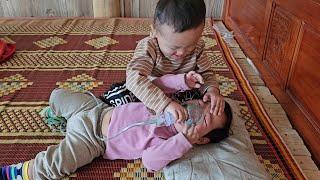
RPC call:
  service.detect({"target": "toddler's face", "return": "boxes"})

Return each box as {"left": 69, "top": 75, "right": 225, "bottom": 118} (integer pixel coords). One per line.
{"left": 154, "top": 24, "right": 204, "bottom": 61}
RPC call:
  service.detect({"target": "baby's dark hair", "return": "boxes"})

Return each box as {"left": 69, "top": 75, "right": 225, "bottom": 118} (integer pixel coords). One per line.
{"left": 204, "top": 101, "right": 232, "bottom": 143}
{"left": 154, "top": 0, "right": 206, "bottom": 33}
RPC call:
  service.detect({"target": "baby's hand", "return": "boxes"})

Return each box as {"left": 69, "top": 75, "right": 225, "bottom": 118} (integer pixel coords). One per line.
{"left": 185, "top": 71, "right": 204, "bottom": 89}
{"left": 181, "top": 124, "right": 199, "bottom": 144}
{"left": 203, "top": 87, "right": 225, "bottom": 116}
{"left": 164, "top": 101, "right": 188, "bottom": 122}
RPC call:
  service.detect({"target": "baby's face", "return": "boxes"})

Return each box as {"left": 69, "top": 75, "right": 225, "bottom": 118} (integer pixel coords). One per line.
{"left": 174, "top": 100, "right": 226, "bottom": 137}
{"left": 155, "top": 24, "right": 204, "bottom": 61}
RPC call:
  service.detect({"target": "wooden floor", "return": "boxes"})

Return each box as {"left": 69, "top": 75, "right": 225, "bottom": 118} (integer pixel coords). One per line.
{"left": 214, "top": 21, "right": 320, "bottom": 180}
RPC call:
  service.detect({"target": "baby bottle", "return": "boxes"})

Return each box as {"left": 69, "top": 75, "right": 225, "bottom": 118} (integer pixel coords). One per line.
{"left": 151, "top": 111, "right": 176, "bottom": 127}
{"left": 151, "top": 102, "right": 204, "bottom": 127}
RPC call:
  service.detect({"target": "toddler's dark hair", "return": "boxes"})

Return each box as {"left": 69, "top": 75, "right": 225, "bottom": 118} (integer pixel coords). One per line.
{"left": 204, "top": 101, "right": 232, "bottom": 143}
{"left": 154, "top": 0, "right": 206, "bottom": 33}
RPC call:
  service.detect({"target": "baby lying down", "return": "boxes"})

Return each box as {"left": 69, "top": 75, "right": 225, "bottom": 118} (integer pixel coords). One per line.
{"left": 0, "top": 72, "right": 232, "bottom": 180}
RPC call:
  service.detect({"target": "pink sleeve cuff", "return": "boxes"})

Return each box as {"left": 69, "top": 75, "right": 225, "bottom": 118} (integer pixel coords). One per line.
{"left": 152, "top": 74, "right": 191, "bottom": 94}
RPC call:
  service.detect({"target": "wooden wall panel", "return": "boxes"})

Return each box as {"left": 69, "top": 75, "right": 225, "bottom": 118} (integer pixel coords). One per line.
{"left": 206, "top": 0, "right": 224, "bottom": 18}
{"left": 0, "top": 0, "right": 225, "bottom": 18}
{"left": 125, "top": 0, "right": 225, "bottom": 18}
{"left": 287, "top": 24, "right": 320, "bottom": 129}
{"left": 66, "top": 0, "right": 93, "bottom": 17}
{"left": 123, "top": 0, "right": 132, "bottom": 17}
{"left": 224, "top": 0, "right": 268, "bottom": 60}
{"left": 31, "top": 0, "right": 69, "bottom": 17}
{"left": 0, "top": 0, "right": 93, "bottom": 17}
{"left": 0, "top": 0, "right": 33, "bottom": 17}
{"left": 224, "top": 0, "right": 320, "bottom": 164}
{"left": 0, "top": 3, "right": 3, "bottom": 17}
{"left": 263, "top": 5, "right": 300, "bottom": 88}
{"left": 139, "top": 0, "right": 158, "bottom": 18}
{"left": 93, "top": 0, "right": 120, "bottom": 17}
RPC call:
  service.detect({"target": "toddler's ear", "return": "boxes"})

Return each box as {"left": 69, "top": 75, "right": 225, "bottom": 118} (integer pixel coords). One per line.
{"left": 150, "top": 24, "right": 156, "bottom": 38}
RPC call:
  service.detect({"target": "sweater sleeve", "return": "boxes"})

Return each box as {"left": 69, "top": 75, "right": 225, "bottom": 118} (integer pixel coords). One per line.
{"left": 142, "top": 133, "right": 193, "bottom": 171}
{"left": 126, "top": 38, "right": 172, "bottom": 114}
{"left": 151, "top": 74, "right": 191, "bottom": 94}
{"left": 196, "top": 40, "right": 219, "bottom": 94}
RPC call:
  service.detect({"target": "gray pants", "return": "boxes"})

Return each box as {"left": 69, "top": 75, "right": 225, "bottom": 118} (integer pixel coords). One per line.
{"left": 32, "top": 88, "right": 113, "bottom": 180}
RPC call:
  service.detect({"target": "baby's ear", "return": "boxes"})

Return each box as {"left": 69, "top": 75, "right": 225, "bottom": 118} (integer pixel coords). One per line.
{"left": 195, "top": 137, "right": 210, "bottom": 145}
{"left": 150, "top": 24, "right": 156, "bottom": 38}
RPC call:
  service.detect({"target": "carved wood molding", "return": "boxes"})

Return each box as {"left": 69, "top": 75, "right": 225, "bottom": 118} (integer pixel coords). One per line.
{"left": 263, "top": 5, "right": 300, "bottom": 88}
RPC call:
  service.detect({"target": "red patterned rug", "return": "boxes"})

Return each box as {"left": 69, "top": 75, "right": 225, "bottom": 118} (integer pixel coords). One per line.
{"left": 0, "top": 18, "right": 304, "bottom": 179}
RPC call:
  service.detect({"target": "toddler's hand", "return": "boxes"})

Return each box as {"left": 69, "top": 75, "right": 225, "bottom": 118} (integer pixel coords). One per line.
{"left": 181, "top": 124, "right": 199, "bottom": 144}
{"left": 203, "top": 87, "right": 225, "bottom": 116}
{"left": 185, "top": 71, "right": 204, "bottom": 89}
{"left": 164, "top": 101, "right": 188, "bottom": 123}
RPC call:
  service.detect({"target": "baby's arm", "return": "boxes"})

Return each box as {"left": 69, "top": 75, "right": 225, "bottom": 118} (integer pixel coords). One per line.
{"left": 152, "top": 72, "right": 204, "bottom": 122}
{"left": 126, "top": 39, "right": 171, "bottom": 114}
{"left": 152, "top": 72, "right": 203, "bottom": 94}
{"left": 195, "top": 41, "right": 219, "bottom": 94}
{"left": 151, "top": 74, "right": 190, "bottom": 94}
{"left": 196, "top": 40, "right": 225, "bottom": 115}
{"left": 142, "top": 133, "right": 192, "bottom": 171}
{"left": 142, "top": 121, "right": 200, "bottom": 171}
